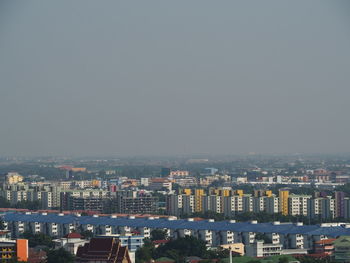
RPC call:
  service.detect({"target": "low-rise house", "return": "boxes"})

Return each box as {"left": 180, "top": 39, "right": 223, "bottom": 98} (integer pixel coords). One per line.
{"left": 219, "top": 243, "right": 245, "bottom": 256}
{"left": 314, "top": 238, "right": 336, "bottom": 255}
{"left": 246, "top": 240, "right": 283, "bottom": 257}
{"left": 53, "top": 232, "right": 88, "bottom": 255}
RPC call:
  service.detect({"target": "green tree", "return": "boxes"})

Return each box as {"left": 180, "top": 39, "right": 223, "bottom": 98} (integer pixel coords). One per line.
{"left": 205, "top": 248, "right": 230, "bottom": 259}
{"left": 298, "top": 255, "right": 331, "bottom": 263}
{"left": 189, "top": 211, "right": 226, "bottom": 221}
{"left": 172, "top": 184, "right": 181, "bottom": 192}
{"left": 21, "top": 232, "right": 54, "bottom": 248}
{"left": 0, "top": 220, "right": 5, "bottom": 230}
{"left": 47, "top": 248, "right": 74, "bottom": 263}
{"left": 80, "top": 230, "right": 93, "bottom": 239}
{"left": 255, "top": 233, "right": 272, "bottom": 243}
{"left": 156, "top": 236, "right": 207, "bottom": 258}
{"left": 165, "top": 249, "right": 183, "bottom": 263}
{"left": 14, "top": 200, "right": 42, "bottom": 210}
{"left": 136, "top": 239, "right": 155, "bottom": 263}
{"left": 150, "top": 229, "right": 167, "bottom": 241}
{"left": 0, "top": 197, "right": 10, "bottom": 208}
{"left": 278, "top": 257, "right": 289, "bottom": 263}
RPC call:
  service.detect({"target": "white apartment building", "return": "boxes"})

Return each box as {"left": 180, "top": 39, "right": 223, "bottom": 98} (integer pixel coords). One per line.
{"left": 3, "top": 212, "right": 346, "bottom": 250}
{"left": 288, "top": 195, "right": 311, "bottom": 216}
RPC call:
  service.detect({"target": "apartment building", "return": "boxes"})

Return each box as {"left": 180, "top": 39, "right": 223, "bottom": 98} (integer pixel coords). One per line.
{"left": 3, "top": 212, "right": 349, "bottom": 250}
{"left": 308, "top": 197, "right": 335, "bottom": 220}
{"left": 279, "top": 190, "right": 289, "bottom": 216}
{"left": 288, "top": 195, "right": 311, "bottom": 216}
{"left": 0, "top": 185, "right": 61, "bottom": 209}
{"left": 115, "top": 191, "right": 158, "bottom": 214}
{"left": 148, "top": 178, "right": 172, "bottom": 191}
{"left": 246, "top": 241, "right": 283, "bottom": 257}
{"left": 0, "top": 238, "right": 28, "bottom": 262}
{"left": 166, "top": 188, "right": 344, "bottom": 220}
{"left": 60, "top": 190, "right": 109, "bottom": 211}
{"left": 169, "top": 170, "right": 190, "bottom": 177}
{"left": 202, "top": 195, "right": 223, "bottom": 214}
{"left": 67, "top": 196, "right": 106, "bottom": 212}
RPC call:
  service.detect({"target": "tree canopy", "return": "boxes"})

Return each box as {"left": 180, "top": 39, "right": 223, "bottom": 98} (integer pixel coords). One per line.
{"left": 150, "top": 229, "right": 168, "bottom": 241}
{"left": 47, "top": 247, "right": 74, "bottom": 263}
{"left": 137, "top": 236, "right": 215, "bottom": 263}
{"left": 21, "top": 232, "right": 54, "bottom": 248}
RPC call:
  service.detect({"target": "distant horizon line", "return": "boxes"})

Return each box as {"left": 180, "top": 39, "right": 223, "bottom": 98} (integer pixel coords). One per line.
{"left": 1, "top": 152, "right": 350, "bottom": 160}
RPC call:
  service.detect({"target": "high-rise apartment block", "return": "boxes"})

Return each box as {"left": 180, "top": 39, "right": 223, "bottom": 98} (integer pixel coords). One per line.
{"left": 166, "top": 188, "right": 345, "bottom": 220}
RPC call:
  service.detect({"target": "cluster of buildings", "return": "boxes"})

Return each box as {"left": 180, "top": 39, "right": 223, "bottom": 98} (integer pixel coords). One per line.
{"left": 3, "top": 164, "right": 350, "bottom": 262}
{"left": 1, "top": 182, "right": 62, "bottom": 209}
{"left": 0, "top": 230, "right": 133, "bottom": 263}
{"left": 3, "top": 211, "right": 350, "bottom": 261}
{"left": 3, "top": 211, "right": 350, "bottom": 260}
{"left": 144, "top": 168, "right": 228, "bottom": 189}
{"left": 0, "top": 233, "right": 28, "bottom": 262}
{"left": 0, "top": 230, "right": 49, "bottom": 262}
{"left": 4, "top": 170, "right": 350, "bottom": 223}
{"left": 61, "top": 190, "right": 158, "bottom": 214}
{"left": 167, "top": 188, "right": 350, "bottom": 221}
{"left": 53, "top": 232, "right": 138, "bottom": 262}
{"left": 237, "top": 167, "right": 350, "bottom": 185}
{"left": 75, "top": 237, "right": 132, "bottom": 263}
{"left": 1, "top": 173, "right": 159, "bottom": 214}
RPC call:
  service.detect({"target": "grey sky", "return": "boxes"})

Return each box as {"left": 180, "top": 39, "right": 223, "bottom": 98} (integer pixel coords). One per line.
{"left": 0, "top": 1, "right": 350, "bottom": 157}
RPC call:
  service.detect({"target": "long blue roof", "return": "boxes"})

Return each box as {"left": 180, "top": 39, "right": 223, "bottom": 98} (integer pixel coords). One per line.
{"left": 2, "top": 212, "right": 350, "bottom": 237}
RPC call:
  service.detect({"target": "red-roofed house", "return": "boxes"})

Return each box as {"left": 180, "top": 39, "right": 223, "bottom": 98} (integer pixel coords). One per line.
{"left": 53, "top": 232, "right": 88, "bottom": 255}
{"left": 65, "top": 232, "right": 82, "bottom": 239}
{"left": 314, "top": 238, "right": 336, "bottom": 255}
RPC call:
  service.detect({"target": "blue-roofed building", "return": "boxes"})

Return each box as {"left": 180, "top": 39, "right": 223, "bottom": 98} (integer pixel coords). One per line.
{"left": 3, "top": 212, "right": 350, "bottom": 249}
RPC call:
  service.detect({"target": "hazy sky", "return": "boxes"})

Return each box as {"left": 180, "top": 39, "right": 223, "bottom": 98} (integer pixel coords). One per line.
{"left": 1, "top": 1, "right": 350, "bottom": 157}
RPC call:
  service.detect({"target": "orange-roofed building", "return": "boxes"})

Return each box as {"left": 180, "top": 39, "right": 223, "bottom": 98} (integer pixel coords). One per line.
{"left": 314, "top": 238, "right": 336, "bottom": 255}
{"left": 92, "top": 179, "right": 102, "bottom": 188}
{"left": 71, "top": 167, "right": 87, "bottom": 172}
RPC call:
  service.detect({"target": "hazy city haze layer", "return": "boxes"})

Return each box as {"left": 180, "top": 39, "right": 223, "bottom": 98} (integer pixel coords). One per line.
{"left": 0, "top": 1, "right": 350, "bottom": 156}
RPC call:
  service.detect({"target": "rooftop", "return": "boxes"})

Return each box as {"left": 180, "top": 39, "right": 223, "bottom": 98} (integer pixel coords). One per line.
{"left": 65, "top": 232, "right": 82, "bottom": 239}
{"left": 3, "top": 212, "right": 350, "bottom": 237}
{"left": 314, "top": 238, "right": 336, "bottom": 245}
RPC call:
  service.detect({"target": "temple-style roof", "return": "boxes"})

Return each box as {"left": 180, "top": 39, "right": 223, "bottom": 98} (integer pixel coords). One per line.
{"left": 75, "top": 237, "right": 131, "bottom": 263}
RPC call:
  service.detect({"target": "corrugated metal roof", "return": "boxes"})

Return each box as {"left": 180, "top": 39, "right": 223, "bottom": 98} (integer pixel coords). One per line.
{"left": 3, "top": 212, "right": 350, "bottom": 237}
